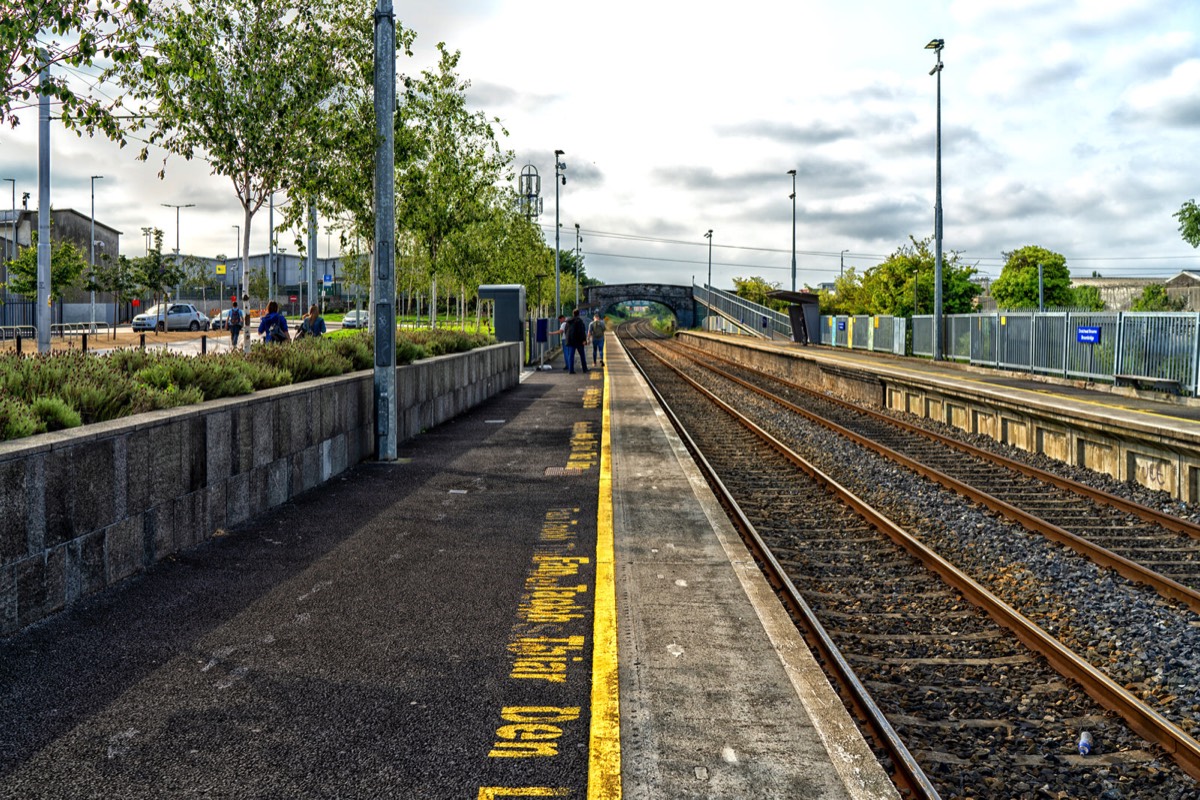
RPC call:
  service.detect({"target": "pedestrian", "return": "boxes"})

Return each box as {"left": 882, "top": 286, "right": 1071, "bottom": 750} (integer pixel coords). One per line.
{"left": 565, "top": 309, "right": 589, "bottom": 374}
{"left": 257, "top": 300, "right": 291, "bottom": 344}
{"left": 296, "top": 304, "right": 326, "bottom": 339}
{"left": 228, "top": 300, "right": 243, "bottom": 348}
{"left": 552, "top": 314, "right": 569, "bottom": 371}
{"left": 588, "top": 313, "right": 607, "bottom": 366}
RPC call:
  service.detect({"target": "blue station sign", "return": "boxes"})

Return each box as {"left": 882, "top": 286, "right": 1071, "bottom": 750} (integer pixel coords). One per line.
{"left": 1076, "top": 325, "right": 1101, "bottom": 344}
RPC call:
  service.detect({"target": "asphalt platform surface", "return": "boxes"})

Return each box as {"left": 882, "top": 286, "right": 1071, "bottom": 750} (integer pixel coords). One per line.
{"left": 0, "top": 366, "right": 605, "bottom": 798}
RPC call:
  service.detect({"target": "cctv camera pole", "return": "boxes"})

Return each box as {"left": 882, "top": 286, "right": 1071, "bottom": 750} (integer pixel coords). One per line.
{"left": 36, "top": 49, "right": 51, "bottom": 354}
{"left": 373, "top": 0, "right": 397, "bottom": 460}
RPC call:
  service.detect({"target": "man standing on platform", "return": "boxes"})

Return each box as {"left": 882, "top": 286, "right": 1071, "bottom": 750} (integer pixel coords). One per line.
{"left": 589, "top": 312, "right": 607, "bottom": 366}
{"left": 565, "top": 309, "right": 589, "bottom": 374}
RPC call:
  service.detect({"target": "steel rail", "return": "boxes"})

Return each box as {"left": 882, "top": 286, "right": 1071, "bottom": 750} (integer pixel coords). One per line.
{"left": 672, "top": 342, "right": 1200, "bottom": 616}
{"left": 625, "top": 325, "right": 1200, "bottom": 784}
{"left": 618, "top": 324, "right": 938, "bottom": 799}
{"left": 677, "top": 339, "right": 1200, "bottom": 539}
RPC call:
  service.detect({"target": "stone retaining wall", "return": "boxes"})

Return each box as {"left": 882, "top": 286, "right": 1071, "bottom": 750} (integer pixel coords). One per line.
{"left": 0, "top": 343, "right": 520, "bottom": 634}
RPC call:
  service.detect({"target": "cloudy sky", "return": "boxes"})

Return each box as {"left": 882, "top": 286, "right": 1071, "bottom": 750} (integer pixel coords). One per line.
{"left": 2, "top": 0, "right": 1199, "bottom": 291}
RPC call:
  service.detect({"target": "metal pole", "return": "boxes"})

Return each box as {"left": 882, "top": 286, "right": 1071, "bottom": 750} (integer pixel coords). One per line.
{"left": 37, "top": 50, "right": 51, "bottom": 354}
{"left": 705, "top": 229, "right": 713, "bottom": 330}
{"left": 90, "top": 175, "right": 102, "bottom": 331}
{"left": 2, "top": 178, "right": 13, "bottom": 266}
{"left": 574, "top": 223, "right": 580, "bottom": 310}
{"left": 927, "top": 38, "right": 945, "bottom": 361}
{"left": 268, "top": 193, "right": 274, "bottom": 304}
{"left": 841, "top": 249, "right": 848, "bottom": 277}
{"left": 788, "top": 169, "right": 797, "bottom": 292}
{"left": 554, "top": 150, "right": 564, "bottom": 318}
{"left": 1038, "top": 262, "right": 1044, "bottom": 312}
{"left": 308, "top": 201, "right": 317, "bottom": 312}
{"left": 373, "top": 0, "right": 398, "bottom": 460}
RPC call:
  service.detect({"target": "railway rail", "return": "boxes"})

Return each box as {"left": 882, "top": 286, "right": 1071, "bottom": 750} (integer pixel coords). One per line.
{"left": 617, "top": 318, "right": 1200, "bottom": 799}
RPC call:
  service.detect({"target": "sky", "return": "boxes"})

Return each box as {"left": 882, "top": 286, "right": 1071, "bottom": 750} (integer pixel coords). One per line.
{"left": 2, "top": 0, "right": 1199, "bottom": 292}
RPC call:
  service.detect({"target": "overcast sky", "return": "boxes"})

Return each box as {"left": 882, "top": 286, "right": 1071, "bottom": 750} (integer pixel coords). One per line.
{"left": 2, "top": 0, "right": 1199, "bottom": 291}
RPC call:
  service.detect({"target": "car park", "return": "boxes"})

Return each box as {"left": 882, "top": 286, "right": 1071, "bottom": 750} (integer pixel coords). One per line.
{"left": 341, "top": 310, "right": 368, "bottom": 329}
{"left": 131, "top": 303, "right": 211, "bottom": 332}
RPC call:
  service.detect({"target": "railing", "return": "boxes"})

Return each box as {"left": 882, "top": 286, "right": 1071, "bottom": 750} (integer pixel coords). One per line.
{"left": 53, "top": 322, "right": 111, "bottom": 337}
{"left": 0, "top": 325, "right": 35, "bottom": 341}
{"left": 693, "top": 285, "right": 791, "bottom": 339}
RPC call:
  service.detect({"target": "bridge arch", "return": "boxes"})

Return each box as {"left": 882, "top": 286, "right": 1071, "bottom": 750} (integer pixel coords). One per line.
{"left": 583, "top": 284, "right": 696, "bottom": 328}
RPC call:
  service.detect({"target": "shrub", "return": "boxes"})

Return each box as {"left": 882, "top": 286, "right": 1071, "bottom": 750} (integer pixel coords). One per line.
{"left": 31, "top": 396, "right": 82, "bottom": 431}
{"left": 0, "top": 395, "right": 41, "bottom": 439}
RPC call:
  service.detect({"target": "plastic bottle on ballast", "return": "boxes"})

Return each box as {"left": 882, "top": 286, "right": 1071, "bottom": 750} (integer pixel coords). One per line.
{"left": 1078, "top": 731, "right": 1094, "bottom": 756}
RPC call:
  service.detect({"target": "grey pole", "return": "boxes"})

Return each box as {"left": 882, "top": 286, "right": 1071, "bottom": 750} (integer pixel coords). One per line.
{"left": 704, "top": 229, "right": 713, "bottom": 330}
{"left": 926, "top": 38, "right": 945, "bottom": 360}
{"left": 373, "top": 0, "right": 398, "bottom": 460}
{"left": 308, "top": 201, "right": 317, "bottom": 312}
{"left": 554, "top": 150, "right": 565, "bottom": 318}
{"left": 37, "top": 50, "right": 51, "bottom": 354}
{"left": 840, "top": 248, "right": 848, "bottom": 277}
{"left": 1038, "top": 263, "right": 1044, "bottom": 312}
{"left": 268, "top": 193, "right": 274, "bottom": 304}
{"left": 161, "top": 202, "right": 194, "bottom": 306}
{"left": 788, "top": 169, "right": 797, "bottom": 292}
{"left": 90, "top": 175, "right": 103, "bottom": 331}
{"left": 2, "top": 178, "right": 13, "bottom": 266}
{"left": 574, "top": 223, "right": 580, "bottom": 310}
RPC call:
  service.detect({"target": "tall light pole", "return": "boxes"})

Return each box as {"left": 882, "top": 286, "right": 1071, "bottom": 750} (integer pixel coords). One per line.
{"left": 90, "top": 175, "right": 103, "bottom": 330}
{"left": 574, "top": 222, "right": 581, "bottom": 310}
{"left": 162, "top": 202, "right": 194, "bottom": 302}
{"left": 926, "top": 37, "right": 945, "bottom": 361}
{"left": 373, "top": 0, "right": 398, "bottom": 460}
{"left": 554, "top": 149, "right": 565, "bottom": 317}
{"left": 704, "top": 229, "right": 713, "bottom": 330}
{"left": 232, "top": 224, "right": 241, "bottom": 306}
{"left": 787, "top": 169, "right": 797, "bottom": 292}
{"left": 2, "top": 178, "right": 13, "bottom": 266}
{"left": 840, "top": 249, "right": 848, "bottom": 277}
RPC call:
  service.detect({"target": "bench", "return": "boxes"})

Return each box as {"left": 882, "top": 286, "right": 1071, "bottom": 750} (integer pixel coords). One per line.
{"left": 1113, "top": 374, "right": 1183, "bottom": 395}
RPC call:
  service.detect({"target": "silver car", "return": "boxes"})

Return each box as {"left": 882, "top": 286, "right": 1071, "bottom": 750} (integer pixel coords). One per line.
{"left": 131, "top": 303, "right": 211, "bottom": 332}
{"left": 341, "top": 310, "right": 368, "bottom": 329}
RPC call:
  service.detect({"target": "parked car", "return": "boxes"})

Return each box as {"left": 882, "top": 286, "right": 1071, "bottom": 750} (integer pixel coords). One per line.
{"left": 341, "top": 310, "right": 368, "bottom": 329}
{"left": 209, "top": 309, "right": 235, "bottom": 330}
{"left": 131, "top": 303, "right": 211, "bottom": 332}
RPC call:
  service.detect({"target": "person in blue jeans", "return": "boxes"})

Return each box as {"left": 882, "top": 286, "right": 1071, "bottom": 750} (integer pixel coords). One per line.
{"left": 589, "top": 313, "right": 607, "bottom": 366}
{"left": 564, "top": 309, "right": 589, "bottom": 374}
{"left": 257, "top": 301, "right": 291, "bottom": 343}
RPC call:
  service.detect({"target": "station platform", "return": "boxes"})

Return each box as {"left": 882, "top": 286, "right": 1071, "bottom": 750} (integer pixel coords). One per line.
{"left": 0, "top": 337, "right": 892, "bottom": 798}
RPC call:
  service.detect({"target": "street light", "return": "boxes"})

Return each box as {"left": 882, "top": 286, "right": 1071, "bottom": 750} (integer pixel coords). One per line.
{"left": 554, "top": 149, "right": 565, "bottom": 317}
{"left": 787, "top": 169, "right": 797, "bottom": 292}
{"left": 2, "top": 178, "right": 13, "bottom": 266}
{"left": 926, "top": 37, "right": 945, "bottom": 360}
{"left": 574, "top": 222, "right": 581, "bottom": 310}
{"left": 704, "top": 229, "right": 713, "bottom": 330}
{"left": 162, "top": 202, "right": 195, "bottom": 307}
{"left": 840, "top": 249, "right": 848, "bottom": 277}
{"left": 90, "top": 175, "right": 103, "bottom": 330}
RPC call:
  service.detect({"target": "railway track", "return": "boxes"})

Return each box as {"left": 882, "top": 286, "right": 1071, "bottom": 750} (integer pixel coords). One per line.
{"left": 618, "top": 319, "right": 1200, "bottom": 799}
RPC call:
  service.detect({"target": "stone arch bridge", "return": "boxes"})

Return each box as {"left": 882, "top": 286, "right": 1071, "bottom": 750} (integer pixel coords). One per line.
{"left": 582, "top": 284, "right": 696, "bottom": 328}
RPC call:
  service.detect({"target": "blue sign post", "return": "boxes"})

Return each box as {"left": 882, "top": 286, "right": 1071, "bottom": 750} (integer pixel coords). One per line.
{"left": 1076, "top": 326, "right": 1101, "bottom": 344}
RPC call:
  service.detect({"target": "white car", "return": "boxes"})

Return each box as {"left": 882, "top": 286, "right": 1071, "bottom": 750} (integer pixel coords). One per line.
{"left": 132, "top": 303, "right": 211, "bottom": 332}
{"left": 341, "top": 310, "right": 368, "bottom": 329}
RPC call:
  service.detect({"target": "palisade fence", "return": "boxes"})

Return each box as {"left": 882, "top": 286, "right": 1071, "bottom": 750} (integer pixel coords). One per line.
{"left": 820, "top": 315, "right": 907, "bottom": 355}
{"left": 908, "top": 311, "right": 1200, "bottom": 395}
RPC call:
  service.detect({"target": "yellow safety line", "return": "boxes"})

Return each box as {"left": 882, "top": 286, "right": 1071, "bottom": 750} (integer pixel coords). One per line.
{"left": 587, "top": 363, "right": 622, "bottom": 799}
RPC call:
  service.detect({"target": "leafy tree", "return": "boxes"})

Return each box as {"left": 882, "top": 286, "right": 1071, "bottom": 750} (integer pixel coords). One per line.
{"left": 131, "top": 229, "right": 185, "bottom": 330}
{"left": 827, "top": 236, "right": 979, "bottom": 316}
{"left": 248, "top": 267, "right": 269, "bottom": 305}
{"left": 397, "top": 43, "right": 513, "bottom": 315}
{"left": 991, "top": 245, "right": 1070, "bottom": 309}
{"left": 1, "top": 0, "right": 148, "bottom": 136}
{"left": 1069, "top": 285, "right": 1106, "bottom": 311}
{"left": 1130, "top": 284, "right": 1186, "bottom": 312}
{"left": 183, "top": 254, "right": 221, "bottom": 313}
{"left": 1175, "top": 200, "right": 1200, "bottom": 249}
{"left": 4, "top": 231, "right": 86, "bottom": 299}
{"left": 92, "top": 253, "right": 141, "bottom": 337}
{"left": 107, "top": 0, "right": 348, "bottom": 303}
{"left": 732, "top": 276, "right": 788, "bottom": 311}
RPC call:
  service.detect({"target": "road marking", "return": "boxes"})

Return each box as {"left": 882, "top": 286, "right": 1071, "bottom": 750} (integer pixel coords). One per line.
{"left": 588, "top": 364, "right": 622, "bottom": 799}
{"left": 478, "top": 789, "right": 569, "bottom": 799}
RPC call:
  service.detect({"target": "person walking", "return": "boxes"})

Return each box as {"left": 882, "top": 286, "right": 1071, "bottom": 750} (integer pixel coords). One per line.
{"left": 588, "top": 313, "right": 607, "bottom": 366}
{"left": 296, "top": 304, "right": 326, "bottom": 339}
{"left": 257, "top": 301, "right": 291, "bottom": 344}
{"left": 228, "top": 301, "right": 244, "bottom": 348}
{"left": 552, "top": 314, "right": 569, "bottom": 371}
{"left": 564, "top": 309, "right": 589, "bottom": 374}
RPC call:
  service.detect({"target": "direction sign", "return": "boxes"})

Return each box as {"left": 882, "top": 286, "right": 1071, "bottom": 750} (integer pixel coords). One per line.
{"left": 1076, "top": 325, "right": 1101, "bottom": 344}
{"left": 323, "top": 273, "right": 333, "bottom": 285}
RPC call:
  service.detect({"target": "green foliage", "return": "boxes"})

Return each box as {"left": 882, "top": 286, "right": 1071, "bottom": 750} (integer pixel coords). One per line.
{"left": 1069, "top": 285, "right": 1107, "bottom": 311}
{"left": 991, "top": 245, "right": 1070, "bottom": 309}
{"left": 821, "top": 236, "right": 980, "bottom": 316}
{"left": 4, "top": 231, "right": 87, "bottom": 299}
{"left": 0, "top": 395, "right": 40, "bottom": 439}
{"left": 731, "top": 276, "right": 788, "bottom": 311}
{"left": 1131, "top": 284, "right": 1186, "bottom": 312}
{"left": 1175, "top": 200, "right": 1200, "bottom": 249}
{"left": 394, "top": 339, "right": 429, "bottom": 365}
{"left": 403, "top": 329, "right": 493, "bottom": 357}
{"left": 30, "top": 396, "right": 81, "bottom": 431}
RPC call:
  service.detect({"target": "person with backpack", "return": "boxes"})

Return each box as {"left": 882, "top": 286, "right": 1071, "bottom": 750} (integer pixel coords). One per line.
{"left": 228, "top": 301, "right": 244, "bottom": 348}
{"left": 295, "top": 304, "right": 326, "bottom": 339}
{"left": 588, "top": 313, "right": 607, "bottom": 366}
{"left": 257, "top": 301, "right": 291, "bottom": 344}
{"left": 564, "top": 309, "right": 589, "bottom": 374}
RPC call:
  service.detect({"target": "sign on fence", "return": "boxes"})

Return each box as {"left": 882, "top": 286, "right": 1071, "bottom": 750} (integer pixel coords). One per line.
{"left": 1076, "top": 325, "right": 1101, "bottom": 344}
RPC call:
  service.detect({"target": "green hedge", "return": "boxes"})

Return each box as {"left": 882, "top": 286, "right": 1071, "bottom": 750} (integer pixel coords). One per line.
{"left": 0, "top": 329, "right": 495, "bottom": 441}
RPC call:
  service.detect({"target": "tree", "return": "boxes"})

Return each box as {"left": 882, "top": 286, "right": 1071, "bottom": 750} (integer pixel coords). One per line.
{"left": 831, "top": 236, "right": 980, "bottom": 317}
{"left": 4, "top": 231, "right": 86, "bottom": 300}
{"left": 107, "top": 0, "right": 349, "bottom": 311}
{"left": 183, "top": 254, "right": 221, "bottom": 314}
{"left": 1069, "top": 285, "right": 1106, "bottom": 311}
{"left": 1131, "top": 284, "right": 1186, "bottom": 312}
{"left": 92, "top": 253, "right": 140, "bottom": 337}
{"left": 248, "top": 267, "right": 269, "bottom": 305}
{"left": 990, "top": 245, "right": 1070, "bottom": 309}
{"left": 1175, "top": 200, "right": 1200, "bottom": 249}
{"left": 1, "top": 0, "right": 148, "bottom": 136}
{"left": 397, "top": 44, "right": 513, "bottom": 319}
{"left": 130, "top": 229, "right": 185, "bottom": 330}
{"left": 732, "top": 276, "right": 787, "bottom": 311}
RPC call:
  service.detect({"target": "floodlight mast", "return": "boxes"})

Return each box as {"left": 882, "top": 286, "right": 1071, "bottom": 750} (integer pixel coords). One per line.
{"left": 554, "top": 150, "right": 566, "bottom": 317}
{"left": 926, "top": 37, "right": 945, "bottom": 360}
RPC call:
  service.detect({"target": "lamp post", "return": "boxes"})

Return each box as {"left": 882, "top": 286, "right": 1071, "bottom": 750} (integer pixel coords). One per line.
{"left": 840, "top": 249, "right": 848, "bottom": 277}
{"left": 554, "top": 149, "right": 565, "bottom": 317}
{"left": 574, "top": 222, "right": 581, "bottom": 310}
{"left": 90, "top": 175, "right": 103, "bottom": 330}
{"left": 926, "top": 37, "right": 945, "bottom": 361}
{"left": 162, "top": 202, "right": 194, "bottom": 305}
{"left": 2, "top": 178, "right": 13, "bottom": 266}
{"left": 232, "top": 224, "right": 241, "bottom": 307}
{"left": 787, "top": 169, "right": 797, "bottom": 292}
{"left": 704, "top": 229, "right": 713, "bottom": 330}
